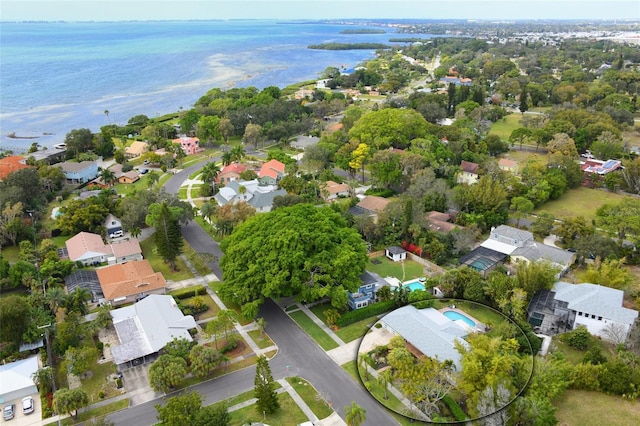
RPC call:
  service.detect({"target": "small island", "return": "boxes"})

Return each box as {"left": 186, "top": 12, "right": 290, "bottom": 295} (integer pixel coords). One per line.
{"left": 307, "top": 42, "right": 391, "bottom": 50}
{"left": 339, "top": 29, "right": 386, "bottom": 34}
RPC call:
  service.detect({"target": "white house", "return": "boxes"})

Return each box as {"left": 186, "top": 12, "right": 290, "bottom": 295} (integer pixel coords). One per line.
{"left": 385, "top": 246, "right": 407, "bottom": 262}
{"left": 0, "top": 356, "right": 39, "bottom": 404}
{"left": 214, "top": 179, "right": 287, "bottom": 213}
{"left": 109, "top": 295, "right": 197, "bottom": 367}
{"left": 554, "top": 282, "right": 638, "bottom": 342}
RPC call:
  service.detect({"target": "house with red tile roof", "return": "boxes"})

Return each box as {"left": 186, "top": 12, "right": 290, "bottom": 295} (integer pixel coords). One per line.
{"left": 96, "top": 260, "right": 167, "bottom": 305}
{"left": 457, "top": 161, "right": 480, "bottom": 185}
{"left": 498, "top": 158, "right": 518, "bottom": 175}
{"left": 65, "top": 231, "right": 142, "bottom": 266}
{"left": 216, "top": 163, "right": 247, "bottom": 184}
{"left": 0, "top": 155, "right": 31, "bottom": 181}
{"left": 171, "top": 136, "right": 201, "bottom": 155}
{"left": 258, "top": 159, "right": 286, "bottom": 185}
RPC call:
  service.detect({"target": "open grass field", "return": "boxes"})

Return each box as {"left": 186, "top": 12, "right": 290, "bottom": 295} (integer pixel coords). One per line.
{"left": 289, "top": 310, "right": 339, "bottom": 351}
{"left": 533, "top": 186, "right": 627, "bottom": 221}
{"left": 367, "top": 256, "right": 425, "bottom": 281}
{"left": 489, "top": 113, "right": 524, "bottom": 140}
{"left": 554, "top": 390, "right": 640, "bottom": 426}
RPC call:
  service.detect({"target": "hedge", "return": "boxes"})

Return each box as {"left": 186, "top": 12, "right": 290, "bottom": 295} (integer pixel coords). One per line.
{"left": 442, "top": 395, "right": 467, "bottom": 421}
{"left": 169, "top": 285, "right": 206, "bottom": 300}
{"left": 337, "top": 300, "right": 395, "bottom": 327}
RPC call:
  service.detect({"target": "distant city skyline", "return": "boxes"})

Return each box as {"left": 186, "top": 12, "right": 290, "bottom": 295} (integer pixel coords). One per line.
{"left": 2, "top": 0, "right": 639, "bottom": 22}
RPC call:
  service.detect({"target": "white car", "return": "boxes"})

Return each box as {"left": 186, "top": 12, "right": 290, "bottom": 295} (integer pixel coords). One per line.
{"left": 22, "top": 396, "right": 34, "bottom": 415}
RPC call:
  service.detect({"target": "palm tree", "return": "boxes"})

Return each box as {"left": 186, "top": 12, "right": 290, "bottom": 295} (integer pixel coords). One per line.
{"left": 199, "top": 201, "right": 217, "bottom": 225}
{"left": 99, "top": 168, "right": 117, "bottom": 187}
{"left": 146, "top": 170, "right": 160, "bottom": 189}
{"left": 344, "top": 401, "right": 366, "bottom": 426}
{"left": 130, "top": 227, "right": 141, "bottom": 239}
{"left": 45, "top": 287, "right": 66, "bottom": 314}
{"left": 378, "top": 369, "right": 393, "bottom": 400}
{"left": 221, "top": 151, "right": 233, "bottom": 167}
{"left": 200, "top": 162, "right": 221, "bottom": 194}
{"left": 68, "top": 287, "right": 92, "bottom": 315}
{"left": 230, "top": 145, "right": 246, "bottom": 163}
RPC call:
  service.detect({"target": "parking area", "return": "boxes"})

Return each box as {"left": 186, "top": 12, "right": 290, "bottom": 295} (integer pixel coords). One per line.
{"left": 1, "top": 394, "right": 41, "bottom": 426}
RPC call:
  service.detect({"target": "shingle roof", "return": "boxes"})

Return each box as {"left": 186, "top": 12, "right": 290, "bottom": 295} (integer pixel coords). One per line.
{"left": 249, "top": 189, "right": 287, "bottom": 209}
{"left": 553, "top": 282, "right": 638, "bottom": 324}
{"left": 125, "top": 141, "right": 148, "bottom": 156}
{"left": 110, "top": 295, "right": 197, "bottom": 364}
{"left": 356, "top": 196, "right": 390, "bottom": 213}
{"left": 460, "top": 161, "right": 479, "bottom": 174}
{"left": 66, "top": 232, "right": 110, "bottom": 262}
{"left": 512, "top": 243, "right": 575, "bottom": 267}
{"left": 96, "top": 260, "right": 167, "bottom": 301}
{"left": 324, "top": 180, "right": 350, "bottom": 195}
{"left": 492, "top": 225, "right": 533, "bottom": 243}
{"left": 59, "top": 160, "right": 96, "bottom": 173}
{"left": 381, "top": 305, "right": 469, "bottom": 370}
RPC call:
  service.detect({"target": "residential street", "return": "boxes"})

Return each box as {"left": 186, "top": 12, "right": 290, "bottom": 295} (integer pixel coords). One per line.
{"left": 104, "top": 157, "right": 399, "bottom": 425}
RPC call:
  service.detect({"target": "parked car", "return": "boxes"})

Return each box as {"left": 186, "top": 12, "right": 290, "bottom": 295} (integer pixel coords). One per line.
{"left": 22, "top": 397, "right": 34, "bottom": 415}
{"left": 143, "top": 159, "right": 150, "bottom": 165}
{"left": 3, "top": 404, "right": 15, "bottom": 420}
{"left": 140, "top": 168, "right": 148, "bottom": 175}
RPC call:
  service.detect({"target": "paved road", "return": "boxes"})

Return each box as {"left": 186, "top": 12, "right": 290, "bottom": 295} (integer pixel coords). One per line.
{"left": 106, "top": 299, "right": 397, "bottom": 425}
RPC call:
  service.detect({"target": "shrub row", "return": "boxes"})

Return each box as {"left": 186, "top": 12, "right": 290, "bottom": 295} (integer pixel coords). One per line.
{"left": 337, "top": 300, "right": 395, "bottom": 327}
{"left": 170, "top": 285, "right": 206, "bottom": 300}
{"left": 442, "top": 394, "right": 467, "bottom": 421}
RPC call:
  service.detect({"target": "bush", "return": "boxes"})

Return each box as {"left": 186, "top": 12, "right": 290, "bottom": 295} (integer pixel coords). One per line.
{"left": 170, "top": 286, "right": 205, "bottom": 300}
{"left": 221, "top": 336, "right": 238, "bottom": 354}
{"left": 364, "top": 188, "right": 395, "bottom": 197}
{"left": 337, "top": 300, "right": 395, "bottom": 327}
{"left": 567, "top": 326, "right": 591, "bottom": 350}
{"left": 442, "top": 394, "right": 467, "bottom": 421}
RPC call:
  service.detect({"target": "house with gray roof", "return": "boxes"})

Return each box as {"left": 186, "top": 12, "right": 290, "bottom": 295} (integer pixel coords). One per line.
{"left": 527, "top": 282, "right": 638, "bottom": 342}
{"left": 380, "top": 305, "right": 470, "bottom": 370}
{"left": 478, "top": 225, "right": 575, "bottom": 275}
{"left": 58, "top": 160, "right": 98, "bottom": 184}
{"left": 109, "top": 295, "right": 197, "bottom": 367}
{"left": 214, "top": 179, "right": 287, "bottom": 213}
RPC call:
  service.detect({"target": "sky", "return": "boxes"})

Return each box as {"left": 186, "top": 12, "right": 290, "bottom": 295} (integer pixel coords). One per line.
{"left": 2, "top": 0, "right": 639, "bottom": 22}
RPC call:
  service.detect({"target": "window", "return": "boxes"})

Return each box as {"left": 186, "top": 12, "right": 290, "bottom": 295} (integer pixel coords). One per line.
{"left": 578, "top": 312, "right": 582, "bottom": 316}
{"left": 598, "top": 316, "right": 602, "bottom": 321}
{"left": 591, "top": 314, "right": 596, "bottom": 319}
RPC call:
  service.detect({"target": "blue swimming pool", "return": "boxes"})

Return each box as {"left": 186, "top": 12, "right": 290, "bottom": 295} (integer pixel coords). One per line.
{"left": 442, "top": 310, "right": 476, "bottom": 327}
{"left": 403, "top": 279, "right": 425, "bottom": 292}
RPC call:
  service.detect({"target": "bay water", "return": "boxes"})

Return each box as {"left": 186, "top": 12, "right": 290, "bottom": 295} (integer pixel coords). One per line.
{"left": 0, "top": 20, "right": 404, "bottom": 151}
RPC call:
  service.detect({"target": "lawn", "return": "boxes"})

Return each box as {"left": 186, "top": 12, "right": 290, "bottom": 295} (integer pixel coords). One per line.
{"left": 550, "top": 334, "right": 614, "bottom": 365}
{"left": 248, "top": 329, "right": 275, "bottom": 349}
{"left": 285, "top": 377, "right": 334, "bottom": 419}
{"left": 81, "top": 361, "right": 119, "bottom": 403}
{"left": 534, "top": 186, "right": 627, "bottom": 221}
{"left": 336, "top": 318, "right": 376, "bottom": 343}
{"left": 59, "top": 399, "right": 129, "bottom": 425}
{"left": 289, "top": 311, "right": 339, "bottom": 351}
{"left": 139, "top": 234, "right": 194, "bottom": 281}
{"left": 229, "top": 393, "right": 309, "bottom": 426}
{"left": 208, "top": 282, "right": 252, "bottom": 325}
{"left": 182, "top": 242, "right": 212, "bottom": 276}
{"left": 179, "top": 293, "right": 220, "bottom": 320}
{"left": 366, "top": 256, "right": 425, "bottom": 281}
{"left": 554, "top": 389, "right": 640, "bottom": 426}
{"left": 501, "top": 150, "right": 548, "bottom": 169}
{"left": 488, "top": 113, "right": 527, "bottom": 141}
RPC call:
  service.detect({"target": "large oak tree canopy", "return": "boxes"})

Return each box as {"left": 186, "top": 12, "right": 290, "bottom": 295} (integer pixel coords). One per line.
{"left": 219, "top": 204, "right": 368, "bottom": 318}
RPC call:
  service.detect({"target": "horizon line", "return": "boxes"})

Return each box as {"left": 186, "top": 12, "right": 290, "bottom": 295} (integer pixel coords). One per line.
{"left": 2, "top": 18, "right": 640, "bottom": 23}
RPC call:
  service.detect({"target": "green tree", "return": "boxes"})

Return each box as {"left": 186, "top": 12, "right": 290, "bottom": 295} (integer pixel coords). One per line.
{"left": 348, "top": 108, "right": 429, "bottom": 150}
{"left": 583, "top": 257, "right": 633, "bottom": 289}
{"left": 65, "top": 344, "right": 99, "bottom": 376}
{"left": 189, "top": 345, "right": 226, "bottom": 378}
{"left": 343, "top": 401, "right": 367, "bottom": 426}
{"left": 200, "top": 162, "right": 221, "bottom": 194}
{"left": 242, "top": 123, "right": 263, "bottom": 149}
{"left": 155, "top": 390, "right": 203, "bottom": 426}
{"left": 219, "top": 205, "right": 368, "bottom": 318}
{"left": 146, "top": 202, "right": 184, "bottom": 271}
{"left": 180, "top": 110, "right": 201, "bottom": 135}
{"left": 196, "top": 115, "right": 220, "bottom": 146}
{"left": 163, "top": 337, "right": 195, "bottom": 362}
{"left": 531, "top": 212, "right": 556, "bottom": 239}
{"left": 515, "top": 261, "right": 558, "bottom": 300}
{"left": 99, "top": 168, "right": 117, "bottom": 187}
{"left": 0, "top": 295, "right": 30, "bottom": 344}
{"left": 64, "top": 128, "right": 94, "bottom": 160}
{"left": 218, "top": 118, "right": 234, "bottom": 146}
{"left": 146, "top": 170, "right": 161, "bottom": 189}
{"left": 510, "top": 196, "right": 535, "bottom": 228}
{"left": 194, "top": 403, "right": 231, "bottom": 426}
{"left": 53, "top": 388, "right": 89, "bottom": 419}
{"left": 254, "top": 355, "right": 279, "bottom": 415}
{"left": 149, "top": 355, "right": 188, "bottom": 393}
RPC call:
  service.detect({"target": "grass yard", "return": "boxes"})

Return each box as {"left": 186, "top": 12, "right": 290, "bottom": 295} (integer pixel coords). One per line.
{"left": 550, "top": 334, "right": 614, "bottom": 365}
{"left": 81, "top": 361, "right": 119, "bottom": 403}
{"left": 229, "top": 392, "right": 309, "bottom": 426}
{"left": 248, "top": 330, "right": 275, "bottom": 349}
{"left": 139, "top": 235, "right": 194, "bottom": 281}
{"left": 285, "top": 377, "right": 334, "bottom": 419}
{"left": 554, "top": 390, "right": 640, "bottom": 426}
{"left": 289, "top": 311, "right": 339, "bottom": 351}
{"left": 367, "top": 256, "right": 425, "bottom": 281}
{"left": 59, "top": 399, "right": 129, "bottom": 425}
{"left": 501, "top": 150, "right": 548, "bottom": 169}
{"left": 180, "top": 294, "right": 220, "bottom": 320}
{"left": 534, "top": 187, "right": 627, "bottom": 221}
{"left": 336, "top": 318, "right": 376, "bottom": 343}
{"left": 432, "top": 300, "right": 507, "bottom": 329}
{"left": 182, "top": 241, "right": 212, "bottom": 276}
{"left": 488, "top": 113, "right": 526, "bottom": 141}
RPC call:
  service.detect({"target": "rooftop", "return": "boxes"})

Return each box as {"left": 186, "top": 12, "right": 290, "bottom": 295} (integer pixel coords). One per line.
{"left": 96, "top": 260, "right": 167, "bottom": 300}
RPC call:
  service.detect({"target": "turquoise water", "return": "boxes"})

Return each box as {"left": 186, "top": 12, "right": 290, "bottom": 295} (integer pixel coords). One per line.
{"left": 403, "top": 280, "right": 425, "bottom": 292}
{"left": 0, "top": 20, "right": 428, "bottom": 151}
{"left": 443, "top": 310, "right": 476, "bottom": 327}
